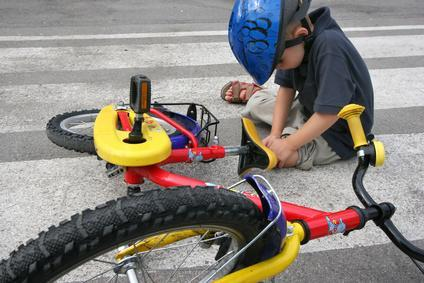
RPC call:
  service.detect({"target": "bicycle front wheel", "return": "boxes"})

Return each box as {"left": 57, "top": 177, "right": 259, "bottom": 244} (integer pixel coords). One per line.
{"left": 0, "top": 186, "right": 272, "bottom": 282}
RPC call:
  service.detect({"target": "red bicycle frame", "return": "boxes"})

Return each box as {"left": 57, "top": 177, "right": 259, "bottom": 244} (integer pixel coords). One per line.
{"left": 118, "top": 108, "right": 364, "bottom": 243}
{"left": 124, "top": 141, "right": 362, "bottom": 242}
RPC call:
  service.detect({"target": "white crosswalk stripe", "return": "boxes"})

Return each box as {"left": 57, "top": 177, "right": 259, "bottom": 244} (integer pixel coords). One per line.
{"left": 0, "top": 23, "right": 423, "bottom": 277}
{"left": 0, "top": 35, "right": 424, "bottom": 73}
{"left": 0, "top": 31, "right": 229, "bottom": 41}
{"left": 1, "top": 67, "right": 424, "bottom": 133}
{"left": 0, "top": 25, "right": 422, "bottom": 41}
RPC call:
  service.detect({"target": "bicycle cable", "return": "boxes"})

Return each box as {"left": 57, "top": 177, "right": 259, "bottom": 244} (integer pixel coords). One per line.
{"left": 410, "top": 256, "right": 424, "bottom": 275}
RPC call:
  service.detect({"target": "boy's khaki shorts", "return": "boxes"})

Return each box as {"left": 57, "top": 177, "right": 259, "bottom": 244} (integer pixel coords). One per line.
{"left": 241, "top": 89, "right": 340, "bottom": 170}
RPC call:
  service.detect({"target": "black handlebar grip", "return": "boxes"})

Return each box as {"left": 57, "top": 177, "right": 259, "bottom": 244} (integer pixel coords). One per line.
{"left": 130, "top": 75, "right": 151, "bottom": 115}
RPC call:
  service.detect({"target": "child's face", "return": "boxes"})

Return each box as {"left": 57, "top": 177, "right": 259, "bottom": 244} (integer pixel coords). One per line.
{"left": 276, "top": 26, "right": 309, "bottom": 70}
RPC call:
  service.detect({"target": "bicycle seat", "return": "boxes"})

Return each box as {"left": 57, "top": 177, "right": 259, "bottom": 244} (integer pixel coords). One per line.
{"left": 94, "top": 105, "right": 171, "bottom": 167}
{"left": 238, "top": 118, "right": 277, "bottom": 175}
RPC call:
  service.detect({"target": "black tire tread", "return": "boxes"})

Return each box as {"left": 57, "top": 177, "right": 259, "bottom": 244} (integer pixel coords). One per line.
{"left": 46, "top": 109, "right": 99, "bottom": 155}
{"left": 0, "top": 186, "right": 271, "bottom": 283}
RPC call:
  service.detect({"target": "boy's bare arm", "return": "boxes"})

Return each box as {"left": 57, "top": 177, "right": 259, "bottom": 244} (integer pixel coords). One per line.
{"left": 285, "top": 112, "right": 339, "bottom": 149}
{"left": 270, "top": 86, "right": 295, "bottom": 136}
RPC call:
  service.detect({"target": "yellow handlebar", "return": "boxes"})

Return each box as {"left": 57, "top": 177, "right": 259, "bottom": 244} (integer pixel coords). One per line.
{"left": 338, "top": 104, "right": 385, "bottom": 167}
{"left": 338, "top": 104, "right": 368, "bottom": 149}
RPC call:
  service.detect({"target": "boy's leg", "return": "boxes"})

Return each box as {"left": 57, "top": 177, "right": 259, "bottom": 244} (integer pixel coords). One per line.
{"left": 241, "top": 89, "right": 276, "bottom": 124}
{"left": 241, "top": 93, "right": 340, "bottom": 170}
{"left": 241, "top": 90, "right": 301, "bottom": 126}
{"left": 281, "top": 101, "right": 340, "bottom": 170}
{"left": 294, "top": 136, "right": 341, "bottom": 170}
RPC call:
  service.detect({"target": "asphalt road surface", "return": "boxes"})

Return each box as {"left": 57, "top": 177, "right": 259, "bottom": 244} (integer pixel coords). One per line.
{"left": 0, "top": 0, "right": 423, "bottom": 282}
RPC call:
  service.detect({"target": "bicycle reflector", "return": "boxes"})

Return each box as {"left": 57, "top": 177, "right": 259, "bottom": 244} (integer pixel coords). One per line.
{"left": 130, "top": 74, "right": 151, "bottom": 115}
{"left": 127, "top": 74, "right": 152, "bottom": 143}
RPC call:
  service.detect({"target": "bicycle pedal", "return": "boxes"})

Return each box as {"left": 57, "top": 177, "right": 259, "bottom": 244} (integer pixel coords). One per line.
{"left": 105, "top": 163, "right": 124, "bottom": 178}
{"left": 127, "top": 186, "right": 141, "bottom": 196}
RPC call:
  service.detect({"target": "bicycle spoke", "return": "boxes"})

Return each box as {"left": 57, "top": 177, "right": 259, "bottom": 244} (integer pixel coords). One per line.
{"left": 138, "top": 265, "right": 148, "bottom": 283}
{"left": 106, "top": 274, "right": 119, "bottom": 283}
{"left": 189, "top": 250, "right": 235, "bottom": 283}
{"left": 167, "top": 230, "right": 210, "bottom": 282}
{"left": 68, "top": 121, "right": 90, "bottom": 126}
{"left": 130, "top": 234, "right": 170, "bottom": 283}
{"left": 82, "top": 266, "right": 116, "bottom": 283}
{"left": 139, "top": 232, "right": 170, "bottom": 262}
{"left": 92, "top": 259, "right": 117, "bottom": 265}
{"left": 132, "top": 233, "right": 229, "bottom": 256}
{"left": 126, "top": 231, "right": 232, "bottom": 282}
{"left": 134, "top": 243, "right": 156, "bottom": 283}
{"left": 78, "top": 127, "right": 93, "bottom": 135}
{"left": 139, "top": 262, "right": 156, "bottom": 283}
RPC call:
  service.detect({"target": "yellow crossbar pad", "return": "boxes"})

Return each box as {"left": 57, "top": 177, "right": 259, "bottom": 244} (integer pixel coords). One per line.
{"left": 94, "top": 105, "right": 171, "bottom": 166}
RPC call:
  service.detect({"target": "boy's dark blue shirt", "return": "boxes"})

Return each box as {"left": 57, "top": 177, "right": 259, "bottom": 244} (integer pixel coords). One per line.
{"left": 275, "top": 7, "right": 374, "bottom": 159}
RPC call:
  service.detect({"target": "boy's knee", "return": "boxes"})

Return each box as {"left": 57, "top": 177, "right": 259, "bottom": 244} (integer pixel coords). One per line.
{"left": 295, "top": 141, "right": 317, "bottom": 171}
{"left": 243, "top": 97, "right": 263, "bottom": 117}
{"left": 241, "top": 90, "right": 275, "bottom": 123}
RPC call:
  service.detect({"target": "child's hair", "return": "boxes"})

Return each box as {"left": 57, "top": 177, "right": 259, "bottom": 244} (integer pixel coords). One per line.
{"left": 286, "top": 15, "right": 313, "bottom": 37}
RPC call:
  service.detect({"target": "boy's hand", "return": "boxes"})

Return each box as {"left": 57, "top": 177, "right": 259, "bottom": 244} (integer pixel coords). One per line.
{"left": 268, "top": 138, "right": 298, "bottom": 168}
{"left": 262, "top": 134, "right": 280, "bottom": 148}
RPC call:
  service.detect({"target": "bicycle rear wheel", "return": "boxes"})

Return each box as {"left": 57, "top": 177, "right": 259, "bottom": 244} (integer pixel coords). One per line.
{"left": 0, "top": 186, "right": 272, "bottom": 282}
{"left": 46, "top": 109, "right": 99, "bottom": 154}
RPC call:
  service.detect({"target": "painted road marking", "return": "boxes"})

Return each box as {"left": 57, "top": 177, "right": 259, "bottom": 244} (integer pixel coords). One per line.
{"left": 0, "top": 35, "right": 424, "bottom": 73}
{"left": 1, "top": 67, "right": 423, "bottom": 132}
{"left": 0, "top": 25, "right": 423, "bottom": 41}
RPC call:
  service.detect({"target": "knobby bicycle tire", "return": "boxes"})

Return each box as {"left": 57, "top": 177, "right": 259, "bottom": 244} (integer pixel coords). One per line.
{"left": 0, "top": 186, "right": 274, "bottom": 282}
{"left": 46, "top": 109, "right": 99, "bottom": 155}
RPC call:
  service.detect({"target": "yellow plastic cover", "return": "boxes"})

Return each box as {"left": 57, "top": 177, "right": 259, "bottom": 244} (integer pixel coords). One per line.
{"left": 93, "top": 105, "right": 171, "bottom": 166}
{"left": 241, "top": 117, "right": 277, "bottom": 172}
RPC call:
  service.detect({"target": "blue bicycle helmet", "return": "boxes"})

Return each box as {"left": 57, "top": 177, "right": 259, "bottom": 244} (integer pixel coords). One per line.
{"left": 228, "top": 0, "right": 311, "bottom": 85}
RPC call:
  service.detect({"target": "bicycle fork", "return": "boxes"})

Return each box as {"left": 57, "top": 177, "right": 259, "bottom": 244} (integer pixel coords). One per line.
{"left": 114, "top": 246, "right": 140, "bottom": 283}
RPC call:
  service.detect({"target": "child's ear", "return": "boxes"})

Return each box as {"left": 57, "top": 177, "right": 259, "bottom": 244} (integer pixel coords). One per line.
{"left": 293, "top": 26, "right": 309, "bottom": 38}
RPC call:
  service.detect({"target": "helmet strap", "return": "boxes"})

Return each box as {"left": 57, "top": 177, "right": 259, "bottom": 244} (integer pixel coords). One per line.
{"left": 284, "top": 17, "right": 313, "bottom": 49}
{"left": 284, "top": 36, "right": 305, "bottom": 49}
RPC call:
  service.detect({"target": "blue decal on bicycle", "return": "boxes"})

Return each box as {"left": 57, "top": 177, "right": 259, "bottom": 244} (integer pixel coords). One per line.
{"left": 188, "top": 149, "right": 203, "bottom": 161}
{"left": 326, "top": 216, "right": 346, "bottom": 235}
